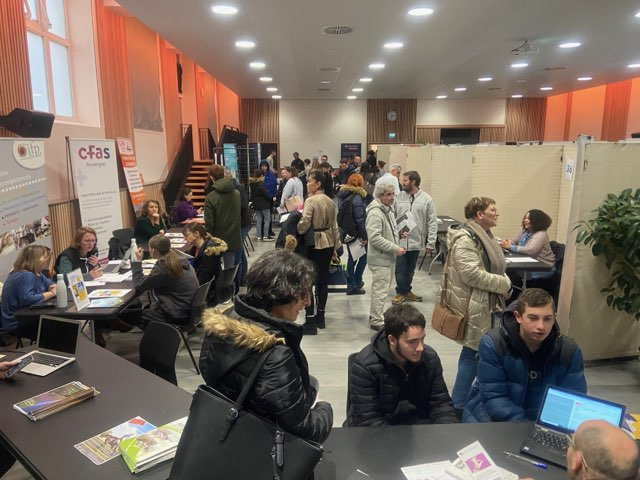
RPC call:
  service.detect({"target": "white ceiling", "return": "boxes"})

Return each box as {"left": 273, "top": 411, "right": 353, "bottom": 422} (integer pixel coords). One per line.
{"left": 115, "top": 0, "right": 640, "bottom": 100}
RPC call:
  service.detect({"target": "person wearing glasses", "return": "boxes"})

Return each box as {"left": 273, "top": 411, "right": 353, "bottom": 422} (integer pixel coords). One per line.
{"left": 182, "top": 222, "right": 227, "bottom": 303}
{"left": 463, "top": 288, "right": 586, "bottom": 422}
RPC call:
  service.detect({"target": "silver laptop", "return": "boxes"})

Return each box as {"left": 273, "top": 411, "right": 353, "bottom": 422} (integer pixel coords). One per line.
{"left": 103, "top": 243, "right": 136, "bottom": 273}
{"left": 18, "top": 315, "right": 81, "bottom": 377}
{"left": 520, "top": 385, "right": 625, "bottom": 467}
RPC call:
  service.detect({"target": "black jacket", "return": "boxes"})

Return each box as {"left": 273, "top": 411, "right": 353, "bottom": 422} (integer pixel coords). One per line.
{"left": 249, "top": 178, "right": 272, "bottom": 211}
{"left": 347, "top": 330, "right": 457, "bottom": 426}
{"left": 199, "top": 296, "right": 333, "bottom": 443}
{"left": 188, "top": 236, "right": 228, "bottom": 302}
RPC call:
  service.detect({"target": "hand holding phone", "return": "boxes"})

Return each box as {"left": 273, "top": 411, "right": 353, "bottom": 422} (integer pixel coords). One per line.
{"left": 4, "top": 355, "right": 33, "bottom": 379}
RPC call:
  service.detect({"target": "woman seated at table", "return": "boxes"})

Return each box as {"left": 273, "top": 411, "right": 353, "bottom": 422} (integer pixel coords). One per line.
{"left": 1, "top": 245, "right": 56, "bottom": 339}
{"left": 182, "top": 222, "right": 227, "bottom": 301}
{"left": 54, "top": 226, "right": 103, "bottom": 281}
{"left": 500, "top": 209, "right": 556, "bottom": 268}
{"left": 125, "top": 234, "right": 199, "bottom": 329}
{"left": 134, "top": 199, "right": 170, "bottom": 246}
{"left": 174, "top": 187, "right": 202, "bottom": 225}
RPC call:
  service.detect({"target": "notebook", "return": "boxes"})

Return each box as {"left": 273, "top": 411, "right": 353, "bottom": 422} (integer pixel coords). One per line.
{"left": 18, "top": 315, "right": 82, "bottom": 377}
{"left": 520, "top": 385, "right": 626, "bottom": 467}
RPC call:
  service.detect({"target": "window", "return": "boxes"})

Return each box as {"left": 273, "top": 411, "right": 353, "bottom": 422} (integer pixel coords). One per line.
{"left": 24, "top": 0, "right": 74, "bottom": 117}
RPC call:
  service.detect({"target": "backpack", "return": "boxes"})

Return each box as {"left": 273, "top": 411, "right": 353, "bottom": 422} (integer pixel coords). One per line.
{"left": 337, "top": 195, "right": 358, "bottom": 243}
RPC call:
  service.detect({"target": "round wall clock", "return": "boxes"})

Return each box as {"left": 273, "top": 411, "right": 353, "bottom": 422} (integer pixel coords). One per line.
{"left": 387, "top": 110, "right": 397, "bottom": 122}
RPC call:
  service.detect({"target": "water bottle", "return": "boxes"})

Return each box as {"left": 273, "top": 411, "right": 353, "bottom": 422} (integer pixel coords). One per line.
{"left": 130, "top": 238, "right": 138, "bottom": 263}
{"left": 56, "top": 274, "right": 67, "bottom": 308}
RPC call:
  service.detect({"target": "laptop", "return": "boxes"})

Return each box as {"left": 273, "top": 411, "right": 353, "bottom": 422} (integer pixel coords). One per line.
{"left": 18, "top": 315, "right": 82, "bottom": 377}
{"left": 520, "top": 385, "right": 626, "bottom": 467}
{"left": 103, "top": 243, "right": 136, "bottom": 273}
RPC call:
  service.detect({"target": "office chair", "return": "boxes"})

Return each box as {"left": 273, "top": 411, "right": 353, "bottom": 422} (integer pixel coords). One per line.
{"left": 139, "top": 321, "right": 182, "bottom": 385}
{"left": 529, "top": 241, "right": 565, "bottom": 305}
{"left": 108, "top": 228, "right": 134, "bottom": 260}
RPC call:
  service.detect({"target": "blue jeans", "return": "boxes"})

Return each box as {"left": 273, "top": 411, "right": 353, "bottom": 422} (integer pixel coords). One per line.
{"left": 346, "top": 247, "right": 367, "bottom": 291}
{"left": 452, "top": 346, "right": 479, "bottom": 409}
{"left": 395, "top": 249, "right": 420, "bottom": 295}
{"left": 255, "top": 209, "right": 271, "bottom": 239}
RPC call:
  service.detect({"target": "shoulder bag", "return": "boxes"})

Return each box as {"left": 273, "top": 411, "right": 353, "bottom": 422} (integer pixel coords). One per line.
{"left": 169, "top": 350, "right": 323, "bottom": 480}
{"left": 431, "top": 236, "right": 473, "bottom": 342}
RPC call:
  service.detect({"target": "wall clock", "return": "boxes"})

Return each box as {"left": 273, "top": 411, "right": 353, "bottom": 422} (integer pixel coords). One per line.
{"left": 387, "top": 110, "right": 397, "bottom": 122}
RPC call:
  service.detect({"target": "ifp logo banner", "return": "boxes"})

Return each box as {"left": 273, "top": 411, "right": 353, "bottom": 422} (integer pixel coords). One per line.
{"left": 12, "top": 140, "right": 45, "bottom": 169}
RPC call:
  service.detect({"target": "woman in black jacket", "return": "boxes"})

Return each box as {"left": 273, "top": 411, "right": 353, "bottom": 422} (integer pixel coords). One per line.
{"left": 199, "top": 250, "right": 333, "bottom": 443}
{"left": 183, "top": 222, "right": 227, "bottom": 303}
{"left": 249, "top": 169, "right": 273, "bottom": 241}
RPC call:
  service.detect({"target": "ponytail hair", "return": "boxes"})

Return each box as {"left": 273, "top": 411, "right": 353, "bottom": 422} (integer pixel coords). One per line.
{"left": 149, "top": 235, "right": 183, "bottom": 279}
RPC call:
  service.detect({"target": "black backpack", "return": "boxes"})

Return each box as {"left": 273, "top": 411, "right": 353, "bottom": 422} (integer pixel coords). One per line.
{"left": 337, "top": 195, "right": 358, "bottom": 243}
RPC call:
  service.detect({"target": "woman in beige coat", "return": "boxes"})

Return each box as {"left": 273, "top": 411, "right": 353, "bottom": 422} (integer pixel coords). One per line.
{"left": 297, "top": 170, "right": 341, "bottom": 334}
{"left": 440, "top": 197, "right": 511, "bottom": 414}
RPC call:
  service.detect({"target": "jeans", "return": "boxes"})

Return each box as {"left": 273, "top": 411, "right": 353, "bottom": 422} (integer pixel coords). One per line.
{"left": 346, "top": 247, "right": 367, "bottom": 291}
{"left": 451, "top": 346, "right": 479, "bottom": 409}
{"left": 305, "top": 247, "right": 334, "bottom": 316}
{"left": 235, "top": 227, "right": 249, "bottom": 286}
{"left": 255, "top": 209, "right": 271, "bottom": 239}
{"left": 395, "top": 249, "right": 420, "bottom": 294}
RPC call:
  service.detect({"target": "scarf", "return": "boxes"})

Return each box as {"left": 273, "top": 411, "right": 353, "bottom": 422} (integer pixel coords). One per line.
{"left": 464, "top": 220, "right": 507, "bottom": 312}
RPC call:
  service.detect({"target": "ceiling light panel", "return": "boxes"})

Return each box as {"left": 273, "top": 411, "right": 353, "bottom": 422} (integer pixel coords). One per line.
{"left": 210, "top": 4, "right": 238, "bottom": 15}
{"left": 577, "top": 76, "right": 592, "bottom": 81}
{"left": 359, "top": 77, "right": 373, "bottom": 83}
{"left": 559, "top": 42, "right": 581, "bottom": 48}
{"left": 511, "top": 94, "right": 523, "bottom": 98}
{"left": 272, "top": 95, "right": 281, "bottom": 99}
{"left": 628, "top": 63, "right": 640, "bottom": 68}
{"left": 369, "top": 63, "right": 385, "bottom": 70}
{"left": 384, "top": 42, "right": 404, "bottom": 49}
{"left": 266, "top": 87, "right": 278, "bottom": 92}
{"left": 235, "top": 40, "right": 255, "bottom": 49}
{"left": 436, "top": 95, "right": 447, "bottom": 99}
{"left": 511, "top": 62, "right": 528, "bottom": 68}
{"left": 249, "top": 61, "right": 266, "bottom": 69}
{"left": 408, "top": 7, "right": 434, "bottom": 16}
{"left": 347, "top": 95, "right": 357, "bottom": 100}
{"left": 259, "top": 77, "right": 272, "bottom": 82}
{"left": 478, "top": 77, "right": 492, "bottom": 82}
{"left": 540, "top": 86, "right": 553, "bottom": 91}
{"left": 454, "top": 87, "right": 467, "bottom": 92}
{"left": 352, "top": 88, "right": 364, "bottom": 92}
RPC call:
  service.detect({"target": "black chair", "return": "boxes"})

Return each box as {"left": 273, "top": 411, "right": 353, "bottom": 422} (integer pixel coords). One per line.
{"left": 108, "top": 228, "right": 134, "bottom": 260}
{"left": 344, "top": 352, "right": 358, "bottom": 421}
{"left": 139, "top": 321, "right": 182, "bottom": 385}
{"left": 211, "top": 264, "right": 239, "bottom": 306}
{"left": 529, "top": 241, "right": 565, "bottom": 305}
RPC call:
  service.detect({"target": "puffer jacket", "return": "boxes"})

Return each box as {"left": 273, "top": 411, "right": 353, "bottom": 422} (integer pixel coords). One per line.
{"left": 249, "top": 178, "right": 272, "bottom": 211}
{"left": 439, "top": 225, "right": 511, "bottom": 350}
{"left": 199, "top": 295, "right": 333, "bottom": 443}
{"left": 204, "top": 178, "right": 241, "bottom": 250}
{"left": 365, "top": 198, "right": 398, "bottom": 267}
{"left": 337, "top": 185, "right": 368, "bottom": 241}
{"left": 346, "top": 330, "right": 457, "bottom": 426}
{"left": 464, "top": 312, "right": 586, "bottom": 422}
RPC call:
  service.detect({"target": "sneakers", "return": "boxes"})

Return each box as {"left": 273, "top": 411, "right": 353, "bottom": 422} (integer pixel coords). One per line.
{"left": 262, "top": 237, "right": 275, "bottom": 242}
{"left": 405, "top": 291, "right": 423, "bottom": 302}
{"left": 346, "top": 288, "right": 366, "bottom": 295}
{"left": 392, "top": 294, "right": 407, "bottom": 305}
{"left": 256, "top": 237, "right": 263, "bottom": 241}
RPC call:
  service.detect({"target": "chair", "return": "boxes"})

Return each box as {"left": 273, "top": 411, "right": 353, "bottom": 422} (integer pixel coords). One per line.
{"left": 211, "top": 264, "right": 239, "bottom": 306}
{"left": 344, "top": 352, "right": 358, "bottom": 421}
{"left": 139, "top": 321, "right": 182, "bottom": 385}
{"left": 108, "top": 228, "right": 134, "bottom": 260}
{"left": 529, "top": 241, "right": 565, "bottom": 305}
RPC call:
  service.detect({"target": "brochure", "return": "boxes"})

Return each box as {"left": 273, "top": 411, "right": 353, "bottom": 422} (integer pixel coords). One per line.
{"left": 67, "top": 268, "right": 90, "bottom": 311}
{"left": 88, "top": 297, "right": 124, "bottom": 308}
{"left": 397, "top": 211, "right": 417, "bottom": 235}
{"left": 14, "top": 381, "right": 98, "bottom": 421}
{"left": 87, "top": 289, "right": 132, "bottom": 299}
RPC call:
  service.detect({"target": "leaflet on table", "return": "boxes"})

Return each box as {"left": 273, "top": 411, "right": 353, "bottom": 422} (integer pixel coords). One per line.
{"left": 505, "top": 257, "right": 538, "bottom": 264}
{"left": 401, "top": 460, "right": 455, "bottom": 479}
{"left": 89, "top": 297, "right": 124, "bottom": 308}
{"left": 169, "top": 237, "right": 186, "bottom": 244}
{"left": 83, "top": 281, "right": 106, "bottom": 287}
{"left": 88, "top": 289, "right": 132, "bottom": 299}
{"left": 445, "top": 458, "right": 517, "bottom": 480}
{"left": 100, "top": 270, "right": 132, "bottom": 283}
{"left": 14, "top": 381, "right": 98, "bottom": 421}
{"left": 455, "top": 441, "right": 504, "bottom": 480}
{"left": 397, "top": 211, "right": 417, "bottom": 235}
{"left": 67, "top": 268, "right": 90, "bottom": 311}
{"left": 623, "top": 413, "right": 640, "bottom": 439}
{"left": 74, "top": 416, "right": 156, "bottom": 465}
{"left": 347, "top": 240, "right": 366, "bottom": 262}
{"left": 164, "top": 232, "right": 184, "bottom": 238}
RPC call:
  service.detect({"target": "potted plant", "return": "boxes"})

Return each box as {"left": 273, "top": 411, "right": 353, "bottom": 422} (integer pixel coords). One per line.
{"left": 575, "top": 188, "right": 640, "bottom": 320}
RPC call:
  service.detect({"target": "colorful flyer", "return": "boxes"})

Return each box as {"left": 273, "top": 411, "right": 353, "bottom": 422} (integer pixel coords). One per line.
{"left": 67, "top": 268, "right": 90, "bottom": 311}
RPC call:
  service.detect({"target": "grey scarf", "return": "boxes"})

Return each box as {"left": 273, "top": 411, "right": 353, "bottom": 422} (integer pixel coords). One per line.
{"left": 465, "top": 220, "right": 507, "bottom": 312}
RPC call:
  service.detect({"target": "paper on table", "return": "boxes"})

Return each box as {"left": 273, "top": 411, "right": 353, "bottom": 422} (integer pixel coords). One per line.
{"left": 347, "top": 240, "right": 367, "bottom": 262}
{"left": 84, "top": 281, "right": 106, "bottom": 287}
{"left": 164, "top": 232, "right": 184, "bottom": 238}
{"left": 401, "top": 460, "right": 456, "bottom": 480}
{"left": 456, "top": 441, "right": 503, "bottom": 480}
{"left": 505, "top": 257, "right": 539, "bottom": 264}
{"left": 88, "top": 289, "right": 132, "bottom": 298}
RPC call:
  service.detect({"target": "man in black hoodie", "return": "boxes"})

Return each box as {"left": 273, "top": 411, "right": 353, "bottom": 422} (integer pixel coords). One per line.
{"left": 347, "top": 304, "right": 457, "bottom": 426}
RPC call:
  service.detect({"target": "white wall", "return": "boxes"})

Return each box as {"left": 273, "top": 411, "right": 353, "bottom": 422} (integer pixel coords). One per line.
{"left": 416, "top": 99, "right": 506, "bottom": 126}
{"left": 134, "top": 130, "right": 168, "bottom": 183}
{"left": 279, "top": 100, "right": 367, "bottom": 167}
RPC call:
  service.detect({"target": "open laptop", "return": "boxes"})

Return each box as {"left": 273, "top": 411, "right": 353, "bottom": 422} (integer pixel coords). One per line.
{"left": 103, "top": 243, "right": 136, "bottom": 273}
{"left": 18, "top": 315, "right": 82, "bottom": 377}
{"left": 520, "top": 385, "right": 626, "bottom": 467}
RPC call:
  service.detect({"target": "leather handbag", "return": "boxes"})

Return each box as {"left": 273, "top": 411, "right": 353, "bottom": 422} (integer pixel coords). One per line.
{"left": 431, "top": 236, "right": 472, "bottom": 342}
{"left": 169, "top": 351, "right": 323, "bottom": 480}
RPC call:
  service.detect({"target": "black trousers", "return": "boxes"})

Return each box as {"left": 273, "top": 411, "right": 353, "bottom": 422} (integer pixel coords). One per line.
{"left": 305, "top": 247, "right": 334, "bottom": 316}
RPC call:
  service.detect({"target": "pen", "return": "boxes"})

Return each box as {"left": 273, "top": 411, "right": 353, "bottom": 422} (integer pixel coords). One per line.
{"left": 503, "top": 451, "right": 547, "bottom": 469}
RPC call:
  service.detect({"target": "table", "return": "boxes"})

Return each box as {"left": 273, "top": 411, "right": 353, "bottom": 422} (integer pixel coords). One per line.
{"left": 0, "top": 338, "right": 192, "bottom": 479}
{"left": 505, "top": 252, "right": 553, "bottom": 289}
{"left": 314, "top": 423, "right": 564, "bottom": 480}
{"left": 419, "top": 215, "right": 461, "bottom": 273}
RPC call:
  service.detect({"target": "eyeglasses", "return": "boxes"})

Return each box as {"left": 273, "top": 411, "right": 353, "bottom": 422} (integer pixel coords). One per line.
{"left": 565, "top": 434, "right": 591, "bottom": 476}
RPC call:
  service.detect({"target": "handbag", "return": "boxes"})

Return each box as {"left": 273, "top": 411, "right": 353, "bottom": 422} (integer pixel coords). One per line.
{"left": 169, "top": 351, "right": 323, "bottom": 480}
{"left": 431, "top": 236, "right": 473, "bottom": 342}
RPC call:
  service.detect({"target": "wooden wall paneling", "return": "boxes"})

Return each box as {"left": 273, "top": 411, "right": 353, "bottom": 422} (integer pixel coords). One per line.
{"left": 505, "top": 98, "right": 546, "bottom": 142}
{"left": 601, "top": 80, "right": 632, "bottom": 141}
{"left": 0, "top": 0, "right": 33, "bottom": 137}
{"left": 367, "top": 99, "right": 417, "bottom": 145}
{"left": 160, "top": 43, "right": 182, "bottom": 161}
{"left": 479, "top": 127, "right": 506, "bottom": 143}
{"left": 240, "top": 99, "right": 279, "bottom": 143}
{"left": 415, "top": 127, "right": 440, "bottom": 145}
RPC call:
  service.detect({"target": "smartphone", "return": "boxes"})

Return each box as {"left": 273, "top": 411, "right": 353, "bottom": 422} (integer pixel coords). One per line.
{"left": 5, "top": 355, "right": 33, "bottom": 378}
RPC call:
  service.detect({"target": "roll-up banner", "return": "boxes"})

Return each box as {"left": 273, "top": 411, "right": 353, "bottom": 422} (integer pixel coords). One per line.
{"left": 67, "top": 138, "right": 122, "bottom": 260}
{"left": 0, "top": 139, "right": 53, "bottom": 281}
{"left": 116, "top": 137, "right": 146, "bottom": 215}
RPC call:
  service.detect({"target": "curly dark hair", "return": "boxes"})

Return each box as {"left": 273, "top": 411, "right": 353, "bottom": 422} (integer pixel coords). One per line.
{"left": 524, "top": 209, "right": 552, "bottom": 233}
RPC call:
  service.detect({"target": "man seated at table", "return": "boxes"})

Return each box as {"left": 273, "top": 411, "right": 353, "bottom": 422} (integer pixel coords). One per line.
{"left": 346, "top": 304, "right": 457, "bottom": 426}
{"left": 464, "top": 288, "right": 586, "bottom": 422}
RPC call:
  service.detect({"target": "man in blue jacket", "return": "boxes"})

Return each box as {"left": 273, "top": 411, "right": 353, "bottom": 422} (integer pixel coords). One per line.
{"left": 464, "top": 288, "right": 586, "bottom": 422}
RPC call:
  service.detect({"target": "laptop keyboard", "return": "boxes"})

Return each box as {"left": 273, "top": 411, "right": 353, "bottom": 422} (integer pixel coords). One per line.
{"left": 31, "top": 352, "right": 68, "bottom": 367}
{"left": 532, "top": 429, "right": 568, "bottom": 450}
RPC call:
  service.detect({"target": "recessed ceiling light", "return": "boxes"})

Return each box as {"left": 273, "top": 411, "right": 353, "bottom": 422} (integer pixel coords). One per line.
{"left": 516, "top": 79, "right": 527, "bottom": 83}
{"left": 347, "top": 95, "right": 357, "bottom": 100}
{"left": 359, "top": 77, "right": 373, "bottom": 83}
{"left": 210, "top": 4, "right": 238, "bottom": 15}
{"left": 249, "top": 61, "right": 266, "bottom": 70}
{"left": 511, "top": 94, "right": 523, "bottom": 98}
{"left": 384, "top": 42, "right": 404, "bottom": 49}
{"left": 369, "top": 63, "right": 385, "bottom": 70}
{"left": 272, "top": 95, "right": 281, "bottom": 99}
{"left": 235, "top": 40, "right": 255, "bottom": 49}
{"left": 436, "top": 95, "right": 447, "bottom": 99}
{"left": 266, "top": 87, "right": 278, "bottom": 92}
{"left": 511, "top": 62, "right": 528, "bottom": 68}
{"left": 628, "top": 63, "right": 640, "bottom": 68}
{"left": 352, "top": 87, "right": 364, "bottom": 92}
{"left": 577, "top": 76, "right": 592, "bottom": 81}
{"left": 478, "top": 77, "right": 492, "bottom": 82}
{"left": 540, "top": 86, "right": 553, "bottom": 91}
{"left": 454, "top": 87, "right": 467, "bottom": 92}
{"left": 408, "top": 7, "right": 434, "bottom": 16}
{"left": 635, "top": 10, "right": 640, "bottom": 18}
{"left": 259, "top": 76, "right": 272, "bottom": 82}
{"left": 559, "top": 42, "right": 581, "bottom": 49}
{"left": 321, "top": 80, "right": 332, "bottom": 84}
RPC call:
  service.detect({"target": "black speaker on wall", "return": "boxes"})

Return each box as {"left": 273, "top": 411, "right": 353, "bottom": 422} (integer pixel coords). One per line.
{"left": 0, "top": 108, "right": 55, "bottom": 138}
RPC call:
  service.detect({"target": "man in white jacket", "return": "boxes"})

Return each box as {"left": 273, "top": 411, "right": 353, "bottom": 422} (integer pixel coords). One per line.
{"left": 280, "top": 166, "right": 304, "bottom": 208}
{"left": 393, "top": 171, "right": 437, "bottom": 305}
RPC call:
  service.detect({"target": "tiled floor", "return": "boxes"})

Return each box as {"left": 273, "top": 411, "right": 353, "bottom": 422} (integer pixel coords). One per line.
{"left": 3, "top": 231, "right": 639, "bottom": 479}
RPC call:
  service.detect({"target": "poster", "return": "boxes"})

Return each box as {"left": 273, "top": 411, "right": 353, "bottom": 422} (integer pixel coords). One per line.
{"left": 68, "top": 138, "right": 123, "bottom": 260}
{"left": 341, "top": 143, "right": 361, "bottom": 162}
{"left": 223, "top": 143, "right": 238, "bottom": 178}
{"left": 0, "top": 139, "right": 52, "bottom": 282}
{"left": 116, "top": 137, "right": 146, "bottom": 214}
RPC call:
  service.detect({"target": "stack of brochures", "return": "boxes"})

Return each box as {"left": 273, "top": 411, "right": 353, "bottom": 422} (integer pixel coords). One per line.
{"left": 118, "top": 417, "right": 188, "bottom": 473}
{"left": 13, "top": 381, "right": 98, "bottom": 421}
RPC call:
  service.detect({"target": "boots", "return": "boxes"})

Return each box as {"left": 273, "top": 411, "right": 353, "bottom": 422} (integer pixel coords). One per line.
{"left": 303, "top": 315, "right": 317, "bottom": 335}
{"left": 316, "top": 310, "right": 325, "bottom": 329}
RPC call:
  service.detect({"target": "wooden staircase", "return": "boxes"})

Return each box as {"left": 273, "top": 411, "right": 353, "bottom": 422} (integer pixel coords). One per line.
{"left": 186, "top": 159, "right": 212, "bottom": 208}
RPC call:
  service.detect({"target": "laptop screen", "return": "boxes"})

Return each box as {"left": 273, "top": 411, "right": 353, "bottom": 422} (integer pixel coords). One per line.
{"left": 538, "top": 386, "right": 625, "bottom": 433}
{"left": 37, "top": 316, "right": 80, "bottom": 355}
